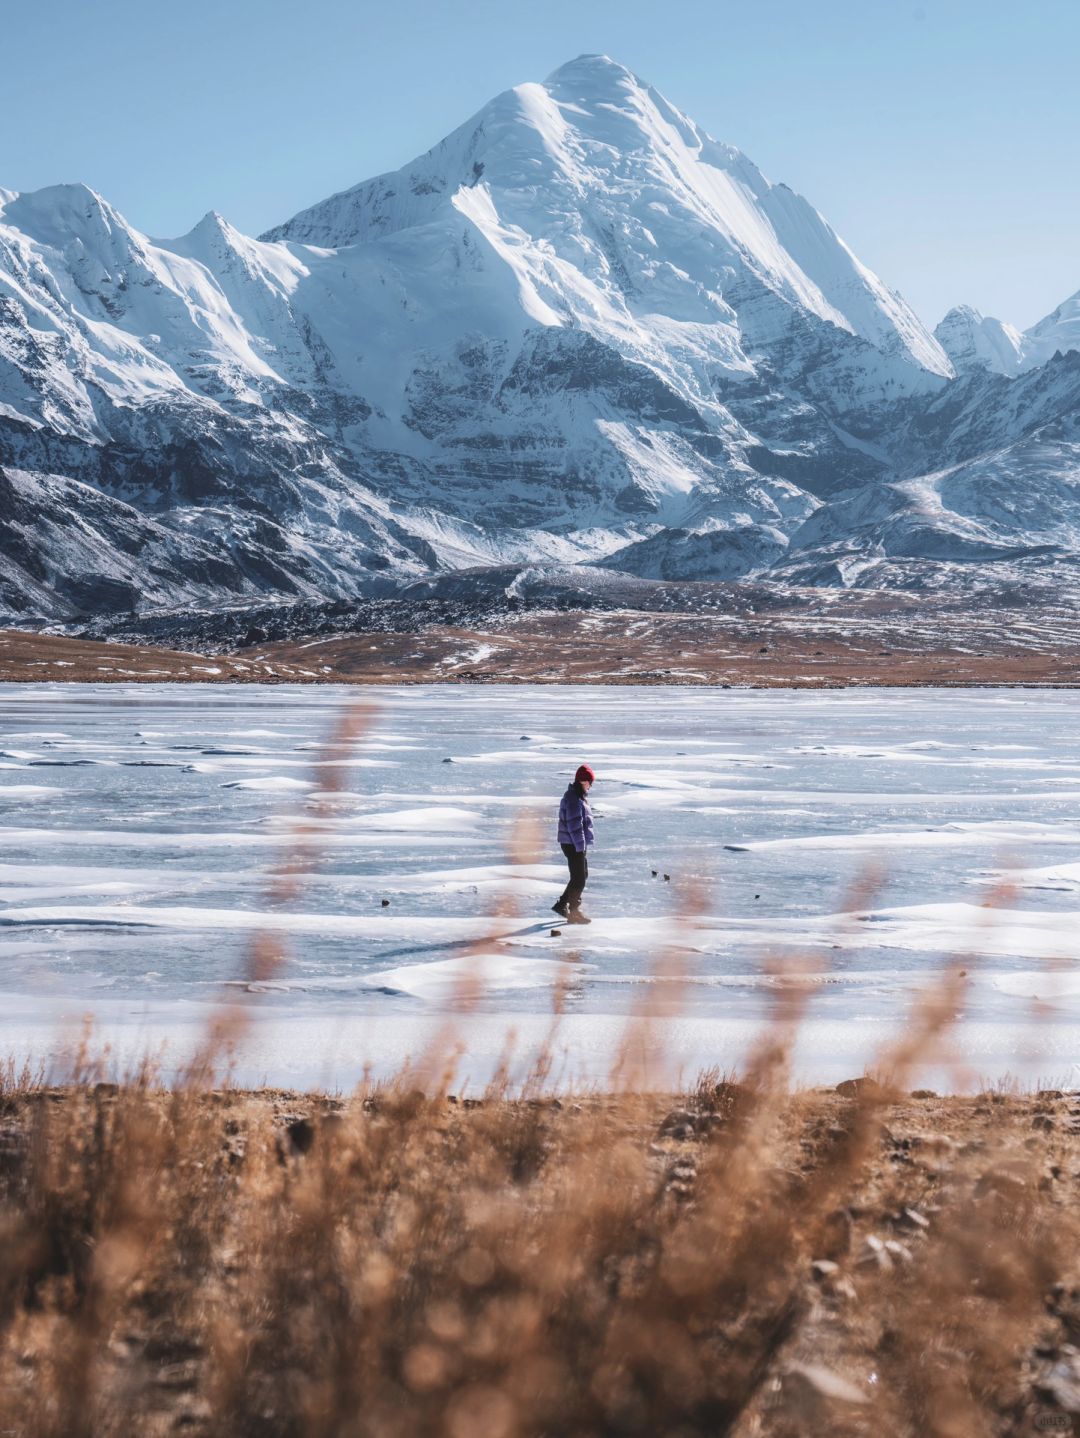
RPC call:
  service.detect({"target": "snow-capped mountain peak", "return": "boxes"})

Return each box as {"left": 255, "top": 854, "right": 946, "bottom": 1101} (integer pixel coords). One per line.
{"left": 934, "top": 304, "right": 1026, "bottom": 376}
{"left": 264, "top": 55, "right": 950, "bottom": 383}
{"left": 3, "top": 55, "right": 1080, "bottom": 621}
{"left": 2, "top": 181, "right": 124, "bottom": 238}
{"left": 1, "top": 182, "right": 152, "bottom": 289}
{"left": 179, "top": 209, "right": 238, "bottom": 245}
{"left": 935, "top": 292, "right": 1080, "bottom": 378}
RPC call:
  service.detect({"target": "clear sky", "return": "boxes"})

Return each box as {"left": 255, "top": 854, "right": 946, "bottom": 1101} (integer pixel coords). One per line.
{"left": 3, "top": 0, "right": 1077, "bottom": 330}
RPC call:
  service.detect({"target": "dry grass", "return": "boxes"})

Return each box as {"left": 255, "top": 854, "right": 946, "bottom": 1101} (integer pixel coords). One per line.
{"left": 0, "top": 1061, "right": 1077, "bottom": 1436}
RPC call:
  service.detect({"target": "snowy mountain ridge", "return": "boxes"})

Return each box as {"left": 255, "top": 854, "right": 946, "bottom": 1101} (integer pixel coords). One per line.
{"left": 935, "top": 294, "right": 1080, "bottom": 377}
{"left": 1, "top": 54, "right": 1079, "bottom": 620}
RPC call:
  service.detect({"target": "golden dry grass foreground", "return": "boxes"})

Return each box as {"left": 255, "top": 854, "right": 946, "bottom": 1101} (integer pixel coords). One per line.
{"left": 1, "top": 1064, "right": 1079, "bottom": 1438}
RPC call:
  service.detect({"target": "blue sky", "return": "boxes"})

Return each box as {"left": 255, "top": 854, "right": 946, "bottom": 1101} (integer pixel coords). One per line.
{"left": 3, "top": 0, "right": 1078, "bottom": 329}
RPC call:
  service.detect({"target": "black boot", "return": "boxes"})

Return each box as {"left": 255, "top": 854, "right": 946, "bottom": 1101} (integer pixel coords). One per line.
{"left": 552, "top": 899, "right": 569, "bottom": 918}
{"left": 567, "top": 908, "right": 591, "bottom": 925}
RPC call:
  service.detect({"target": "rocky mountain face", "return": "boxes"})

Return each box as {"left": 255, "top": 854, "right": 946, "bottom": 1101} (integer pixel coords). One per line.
{"left": 1, "top": 54, "right": 1078, "bottom": 622}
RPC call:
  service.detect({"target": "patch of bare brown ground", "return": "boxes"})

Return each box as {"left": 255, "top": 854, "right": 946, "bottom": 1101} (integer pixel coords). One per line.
{"left": 6, "top": 611, "right": 1080, "bottom": 686}
{"left": 0, "top": 630, "right": 319, "bottom": 684}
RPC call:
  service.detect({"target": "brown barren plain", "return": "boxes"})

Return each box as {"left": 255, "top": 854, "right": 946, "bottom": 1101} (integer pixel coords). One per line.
{"left": 5, "top": 607, "right": 1080, "bottom": 686}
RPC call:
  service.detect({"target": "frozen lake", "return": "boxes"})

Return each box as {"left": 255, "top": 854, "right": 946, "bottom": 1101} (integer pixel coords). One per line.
{"left": 1, "top": 682, "right": 1079, "bottom": 1088}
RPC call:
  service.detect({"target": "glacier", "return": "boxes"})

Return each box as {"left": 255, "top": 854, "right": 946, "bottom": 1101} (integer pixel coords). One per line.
{"left": 1, "top": 54, "right": 1079, "bottom": 622}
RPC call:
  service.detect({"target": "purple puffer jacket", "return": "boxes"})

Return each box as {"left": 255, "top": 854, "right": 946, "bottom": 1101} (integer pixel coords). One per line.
{"left": 558, "top": 782, "right": 594, "bottom": 852}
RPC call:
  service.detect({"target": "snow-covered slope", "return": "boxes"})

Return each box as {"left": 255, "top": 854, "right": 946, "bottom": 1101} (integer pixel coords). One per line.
{"left": 773, "top": 349, "right": 1080, "bottom": 591}
{"left": 0, "top": 54, "right": 1078, "bottom": 618}
{"left": 595, "top": 521, "right": 789, "bottom": 582}
{"left": 1024, "top": 289, "right": 1080, "bottom": 370}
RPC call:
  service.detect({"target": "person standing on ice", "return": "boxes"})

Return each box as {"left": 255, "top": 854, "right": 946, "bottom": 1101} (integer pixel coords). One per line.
{"left": 553, "top": 764, "right": 596, "bottom": 924}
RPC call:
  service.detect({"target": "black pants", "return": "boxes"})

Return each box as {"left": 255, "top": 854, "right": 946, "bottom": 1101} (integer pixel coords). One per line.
{"left": 559, "top": 842, "right": 588, "bottom": 909}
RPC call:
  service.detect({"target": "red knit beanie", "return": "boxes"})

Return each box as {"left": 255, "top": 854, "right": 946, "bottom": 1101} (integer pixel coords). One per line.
{"left": 575, "top": 764, "right": 596, "bottom": 784}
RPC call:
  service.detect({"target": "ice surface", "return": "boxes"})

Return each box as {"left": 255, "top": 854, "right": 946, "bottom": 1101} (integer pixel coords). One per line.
{"left": 725, "top": 822, "right": 1080, "bottom": 853}
{"left": 368, "top": 952, "right": 584, "bottom": 999}
{"left": 0, "top": 784, "right": 64, "bottom": 801}
{"left": 1, "top": 682, "right": 1078, "bottom": 1087}
{"left": 221, "top": 775, "right": 316, "bottom": 792}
